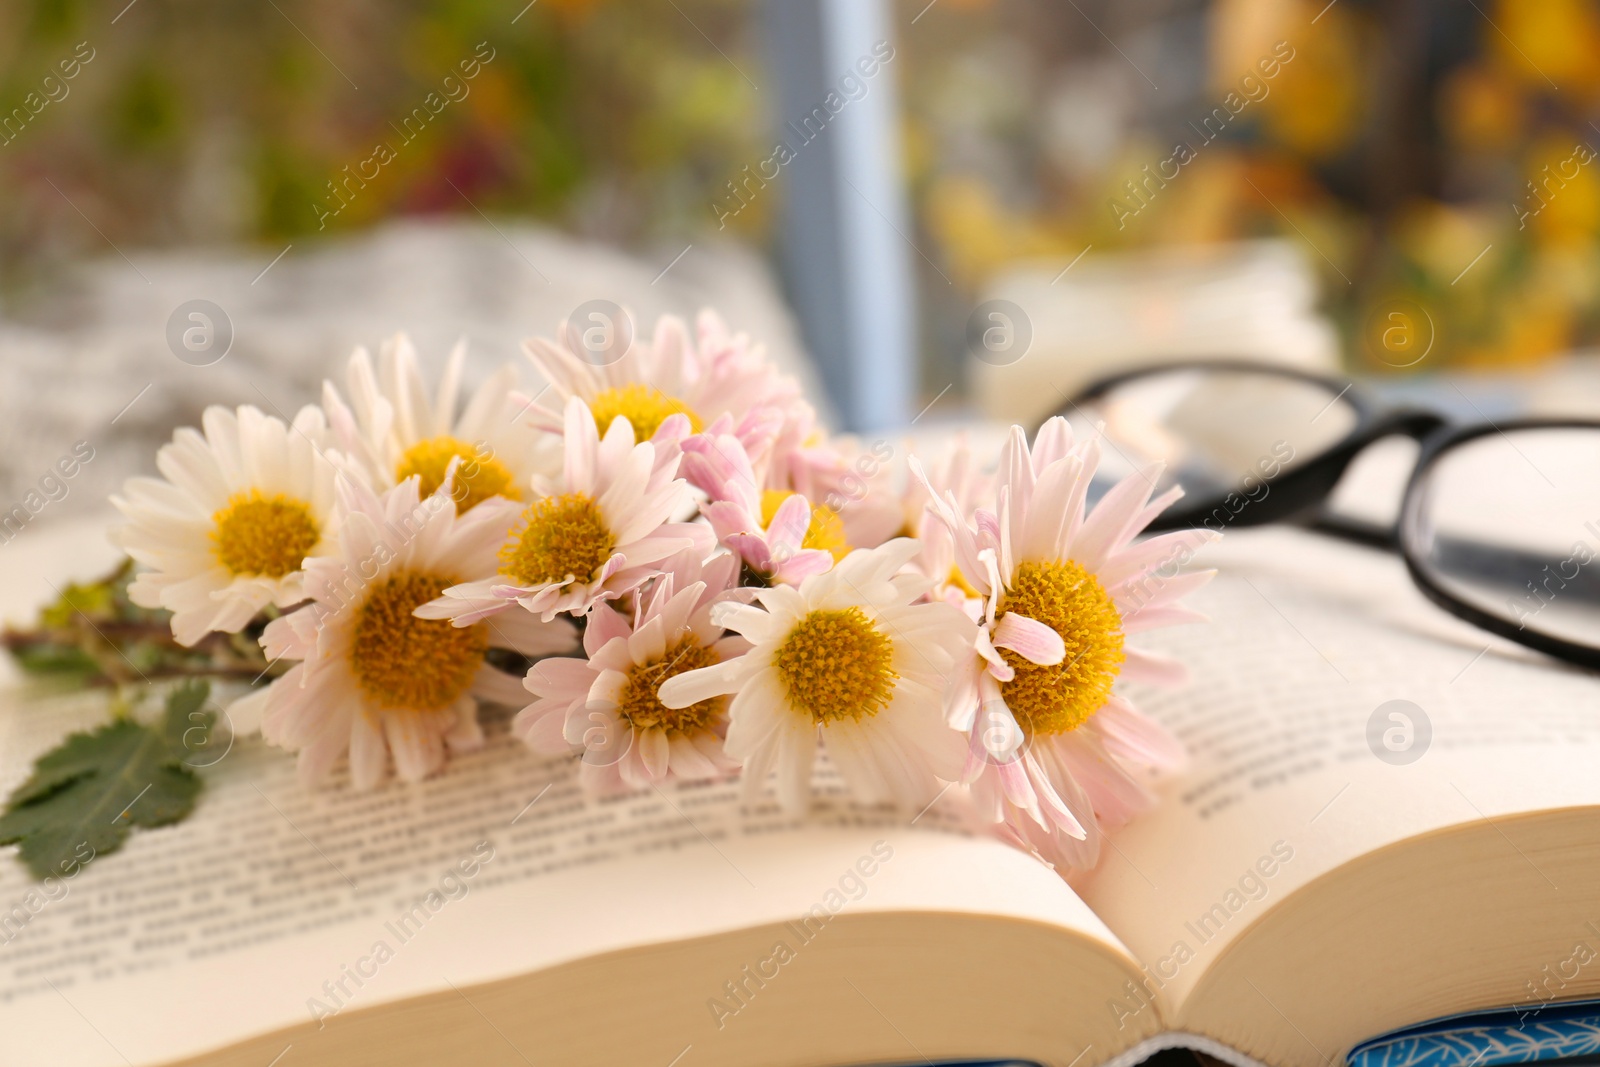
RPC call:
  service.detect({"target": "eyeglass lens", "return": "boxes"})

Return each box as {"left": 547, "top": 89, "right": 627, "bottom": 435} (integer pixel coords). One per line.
{"left": 1404, "top": 427, "right": 1600, "bottom": 649}
{"left": 1068, "top": 367, "right": 1360, "bottom": 503}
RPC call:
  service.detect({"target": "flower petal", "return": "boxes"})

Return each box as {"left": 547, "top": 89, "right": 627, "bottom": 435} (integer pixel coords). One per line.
{"left": 658, "top": 656, "right": 749, "bottom": 709}
{"left": 991, "top": 612, "right": 1065, "bottom": 666}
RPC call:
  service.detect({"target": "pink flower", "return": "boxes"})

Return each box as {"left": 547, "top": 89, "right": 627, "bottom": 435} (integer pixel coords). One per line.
{"left": 417, "top": 397, "right": 709, "bottom": 624}
{"left": 792, "top": 436, "right": 904, "bottom": 551}
{"left": 679, "top": 431, "right": 840, "bottom": 586}
{"left": 241, "top": 474, "right": 576, "bottom": 789}
{"left": 918, "top": 417, "right": 1216, "bottom": 870}
{"left": 516, "top": 550, "right": 747, "bottom": 795}
{"left": 520, "top": 309, "right": 803, "bottom": 453}
{"left": 901, "top": 437, "right": 992, "bottom": 611}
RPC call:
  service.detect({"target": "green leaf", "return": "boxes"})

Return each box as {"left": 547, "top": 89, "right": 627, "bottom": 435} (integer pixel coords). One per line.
{"left": 158, "top": 680, "right": 215, "bottom": 755}
{"left": 37, "top": 576, "right": 118, "bottom": 631}
{"left": 0, "top": 682, "right": 212, "bottom": 880}
{"left": 5, "top": 557, "right": 279, "bottom": 688}
{"left": 8, "top": 643, "right": 101, "bottom": 681}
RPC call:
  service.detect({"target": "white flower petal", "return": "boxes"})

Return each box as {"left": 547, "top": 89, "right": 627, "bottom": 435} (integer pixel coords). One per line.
{"left": 659, "top": 655, "right": 750, "bottom": 709}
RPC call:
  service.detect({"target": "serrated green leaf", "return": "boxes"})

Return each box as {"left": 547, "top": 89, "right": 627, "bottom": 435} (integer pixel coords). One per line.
{"left": 0, "top": 683, "right": 211, "bottom": 880}
{"left": 159, "top": 679, "right": 215, "bottom": 755}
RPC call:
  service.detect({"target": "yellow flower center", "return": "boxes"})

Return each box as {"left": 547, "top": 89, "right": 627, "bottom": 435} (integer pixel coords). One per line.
{"left": 499, "top": 492, "right": 617, "bottom": 587}
{"left": 212, "top": 490, "right": 321, "bottom": 579}
{"left": 774, "top": 607, "right": 898, "bottom": 724}
{"left": 588, "top": 384, "right": 703, "bottom": 441}
{"left": 616, "top": 637, "right": 725, "bottom": 734}
{"left": 947, "top": 565, "right": 981, "bottom": 599}
{"left": 350, "top": 571, "right": 488, "bottom": 710}
{"left": 997, "top": 560, "right": 1125, "bottom": 736}
{"left": 394, "top": 435, "right": 519, "bottom": 513}
{"left": 760, "top": 489, "right": 850, "bottom": 562}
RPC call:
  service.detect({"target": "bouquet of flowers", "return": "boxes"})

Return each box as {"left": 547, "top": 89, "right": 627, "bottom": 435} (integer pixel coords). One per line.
{"left": 9, "top": 311, "right": 1215, "bottom": 876}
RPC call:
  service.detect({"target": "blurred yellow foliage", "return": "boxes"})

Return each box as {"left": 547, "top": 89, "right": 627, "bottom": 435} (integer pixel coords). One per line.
{"left": 923, "top": 175, "right": 1071, "bottom": 284}
{"left": 1160, "top": 152, "right": 1251, "bottom": 245}
{"left": 1256, "top": 5, "right": 1363, "bottom": 159}
{"left": 1490, "top": 0, "right": 1600, "bottom": 92}
{"left": 1462, "top": 282, "right": 1573, "bottom": 367}
{"left": 903, "top": 0, "right": 1600, "bottom": 372}
{"left": 1393, "top": 201, "right": 1498, "bottom": 284}
{"left": 1525, "top": 136, "right": 1600, "bottom": 246}
{"left": 1438, "top": 65, "right": 1524, "bottom": 152}
{"left": 1208, "top": 0, "right": 1302, "bottom": 94}
{"left": 545, "top": 0, "right": 606, "bottom": 21}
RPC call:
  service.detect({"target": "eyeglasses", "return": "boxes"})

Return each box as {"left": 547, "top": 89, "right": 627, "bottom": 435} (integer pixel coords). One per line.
{"left": 1052, "top": 360, "right": 1600, "bottom": 670}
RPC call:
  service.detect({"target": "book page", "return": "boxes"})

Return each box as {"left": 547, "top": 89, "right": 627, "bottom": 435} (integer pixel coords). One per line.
{"left": 0, "top": 696, "right": 1135, "bottom": 1067}
{"left": 0, "top": 522, "right": 1128, "bottom": 1067}
{"left": 1076, "top": 526, "right": 1600, "bottom": 1015}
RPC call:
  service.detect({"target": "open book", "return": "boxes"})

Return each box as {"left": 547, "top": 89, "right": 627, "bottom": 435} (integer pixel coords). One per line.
{"left": 1, "top": 522, "right": 1597, "bottom": 1067}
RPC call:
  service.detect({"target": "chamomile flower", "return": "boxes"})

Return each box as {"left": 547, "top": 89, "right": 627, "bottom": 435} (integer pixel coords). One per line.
{"left": 243, "top": 474, "right": 575, "bottom": 788}
{"left": 417, "top": 397, "right": 709, "bottom": 624}
{"left": 919, "top": 417, "right": 1215, "bottom": 870}
{"left": 659, "top": 540, "right": 973, "bottom": 812}
{"left": 517, "top": 551, "right": 746, "bottom": 794}
{"left": 322, "top": 333, "right": 555, "bottom": 514}
{"left": 112, "top": 404, "right": 341, "bottom": 647}
{"left": 521, "top": 309, "right": 800, "bottom": 447}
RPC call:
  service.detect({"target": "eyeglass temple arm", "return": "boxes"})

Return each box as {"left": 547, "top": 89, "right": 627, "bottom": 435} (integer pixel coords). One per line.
{"left": 1148, "top": 405, "right": 1447, "bottom": 537}
{"left": 1287, "top": 406, "right": 1448, "bottom": 547}
{"left": 1300, "top": 512, "right": 1395, "bottom": 548}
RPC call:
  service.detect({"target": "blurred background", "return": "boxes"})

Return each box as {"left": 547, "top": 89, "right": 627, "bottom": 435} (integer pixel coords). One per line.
{"left": 3, "top": 0, "right": 1600, "bottom": 515}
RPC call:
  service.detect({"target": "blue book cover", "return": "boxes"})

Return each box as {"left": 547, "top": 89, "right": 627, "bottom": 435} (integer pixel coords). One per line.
{"left": 1348, "top": 999, "right": 1600, "bottom": 1067}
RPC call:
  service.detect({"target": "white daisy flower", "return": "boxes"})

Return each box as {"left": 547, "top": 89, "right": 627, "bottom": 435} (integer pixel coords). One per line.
{"left": 918, "top": 417, "right": 1216, "bottom": 870}
{"left": 322, "top": 333, "right": 556, "bottom": 514}
{"left": 516, "top": 550, "right": 746, "bottom": 794}
{"left": 112, "top": 404, "right": 341, "bottom": 647}
{"left": 521, "top": 308, "right": 802, "bottom": 448}
{"left": 244, "top": 474, "right": 575, "bottom": 788}
{"left": 659, "top": 539, "right": 973, "bottom": 812}
{"left": 417, "top": 397, "right": 710, "bottom": 625}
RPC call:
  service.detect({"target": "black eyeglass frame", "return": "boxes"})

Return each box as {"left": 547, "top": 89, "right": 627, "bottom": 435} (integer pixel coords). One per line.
{"left": 1056, "top": 359, "right": 1600, "bottom": 670}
